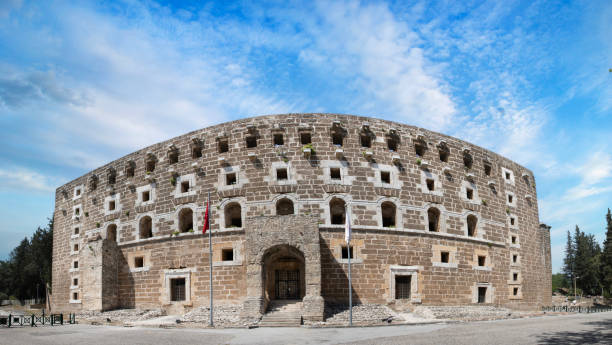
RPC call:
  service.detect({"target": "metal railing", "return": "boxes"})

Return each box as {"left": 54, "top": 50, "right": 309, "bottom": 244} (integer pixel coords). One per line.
{"left": 542, "top": 305, "right": 612, "bottom": 313}
{"left": 0, "top": 311, "right": 76, "bottom": 327}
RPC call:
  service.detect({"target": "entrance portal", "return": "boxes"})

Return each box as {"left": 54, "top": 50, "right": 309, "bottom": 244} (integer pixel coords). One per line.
{"left": 263, "top": 246, "right": 305, "bottom": 301}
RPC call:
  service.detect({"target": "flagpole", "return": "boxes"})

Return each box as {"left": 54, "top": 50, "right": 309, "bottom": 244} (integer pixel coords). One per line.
{"left": 208, "top": 191, "right": 213, "bottom": 327}
{"left": 346, "top": 204, "right": 352, "bottom": 327}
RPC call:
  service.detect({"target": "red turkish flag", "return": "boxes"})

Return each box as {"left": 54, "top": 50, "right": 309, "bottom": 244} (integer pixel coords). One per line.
{"left": 203, "top": 197, "right": 210, "bottom": 234}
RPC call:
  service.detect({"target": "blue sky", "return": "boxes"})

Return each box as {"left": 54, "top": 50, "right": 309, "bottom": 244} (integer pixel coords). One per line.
{"left": 0, "top": 0, "right": 610, "bottom": 273}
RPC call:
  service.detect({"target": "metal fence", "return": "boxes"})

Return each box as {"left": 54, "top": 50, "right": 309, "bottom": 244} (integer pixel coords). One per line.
{"left": 0, "top": 311, "right": 76, "bottom": 327}
{"left": 542, "top": 305, "right": 612, "bottom": 313}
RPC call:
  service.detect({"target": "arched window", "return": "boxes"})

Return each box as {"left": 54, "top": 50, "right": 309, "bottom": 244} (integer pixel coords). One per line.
{"left": 467, "top": 215, "right": 478, "bottom": 237}
{"left": 107, "top": 224, "right": 117, "bottom": 242}
{"left": 329, "top": 198, "right": 346, "bottom": 225}
{"left": 178, "top": 208, "right": 194, "bottom": 233}
{"left": 427, "top": 208, "right": 440, "bottom": 232}
{"left": 225, "top": 203, "right": 242, "bottom": 228}
{"left": 139, "top": 216, "right": 152, "bottom": 239}
{"left": 276, "top": 198, "right": 294, "bottom": 215}
{"left": 381, "top": 202, "right": 396, "bottom": 228}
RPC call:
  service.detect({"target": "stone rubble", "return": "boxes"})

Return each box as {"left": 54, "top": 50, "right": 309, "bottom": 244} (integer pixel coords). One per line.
{"left": 412, "top": 306, "right": 530, "bottom": 321}
{"left": 305, "top": 303, "right": 400, "bottom": 326}
{"left": 77, "top": 308, "right": 164, "bottom": 324}
{"left": 179, "top": 304, "right": 245, "bottom": 328}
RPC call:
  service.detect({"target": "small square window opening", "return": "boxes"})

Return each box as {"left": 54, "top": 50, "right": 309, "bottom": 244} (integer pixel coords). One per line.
{"left": 300, "top": 133, "right": 312, "bottom": 145}
{"left": 466, "top": 188, "right": 474, "bottom": 200}
{"left": 330, "top": 168, "right": 341, "bottom": 180}
{"left": 276, "top": 168, "right": 288, "bottom": 180}
{"left": 273, "top": 134, "right": 284, "bottom": 146}
{"left": 142, "top": 191, "right": 150, "bottom": 202}
{"left": 478, "top": 256, "right": 486, "bottom": 266}
{"left": 218, "top": 140, "right": 229, "bottom": 153}
{"left": 246, "top": 136, "right": 257, "bottom": 148}
{"left": 360, "top": 134, "right": 371, "bottom": 148}
{"left": 181, "top": 181, "right": 190, "bottom": 193}
{"left": 426, "top": 179, "right": 435, "bottom": 191}
{"left": 341, "top": 246, "right": 354, "bottom": 259}
{"left": 440, "top": 251, "right": 449, "bottom": 263}
{"left": 226, "top": 173, "right": 237, "bottom": 185}
{"left": 381, "top": 171, "right": 391, "bottom": 184}
{"left": 135, "top": 256, "right": 144, "bottom": 268}
{"left": 222, "top": 248, "right": 234, "bottom": 262}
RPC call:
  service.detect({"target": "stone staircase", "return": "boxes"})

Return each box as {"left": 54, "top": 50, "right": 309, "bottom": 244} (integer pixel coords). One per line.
{"left": 258, "top": 300, "right": 303, "bottom": 327}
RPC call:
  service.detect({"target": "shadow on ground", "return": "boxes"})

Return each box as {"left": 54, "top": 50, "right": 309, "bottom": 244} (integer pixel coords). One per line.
{"left": 537, "top": 317, "right": 612, "bottom": 344}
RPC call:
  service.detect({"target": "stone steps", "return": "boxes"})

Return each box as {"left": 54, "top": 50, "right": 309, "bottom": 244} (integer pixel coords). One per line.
{"left": 258, "top": 300, "right": 303, "bottom": 327}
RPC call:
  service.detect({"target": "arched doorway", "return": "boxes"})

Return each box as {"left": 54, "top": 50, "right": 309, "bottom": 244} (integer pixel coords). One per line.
{"left": 262, "top": 245, "right": 305, "bottom": 301}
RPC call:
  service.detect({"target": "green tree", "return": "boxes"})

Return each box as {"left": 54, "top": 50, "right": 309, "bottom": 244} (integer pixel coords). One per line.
{"left": 601, "top": 209, "right": 612, "bottom": 296}
{"left": 573, "top": 226, "right": 602, "bottom": 295}
{"left": 563, "top": 230, "right": 575, "bottom": 289}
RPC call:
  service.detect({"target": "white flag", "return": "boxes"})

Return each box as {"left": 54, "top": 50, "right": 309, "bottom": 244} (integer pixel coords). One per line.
{"left": 344, "top": 205, "right": 351, "bottom": 244}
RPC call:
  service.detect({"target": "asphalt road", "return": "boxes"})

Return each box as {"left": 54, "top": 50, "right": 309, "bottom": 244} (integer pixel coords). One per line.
{"left": 0, "top": 312, "right": 610, "bottom": 345}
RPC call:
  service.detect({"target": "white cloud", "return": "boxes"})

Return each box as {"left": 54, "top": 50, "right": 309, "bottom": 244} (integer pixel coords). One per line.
{"left": 0, "top": 167, "right": 58, "bottom": 193}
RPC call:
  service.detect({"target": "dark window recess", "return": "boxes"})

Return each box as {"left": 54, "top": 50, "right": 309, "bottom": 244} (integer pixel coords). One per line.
{"left": 484, "top": 164, "right": 492, "bottom": 176}
{"left": 426, "top": 179, "right": 435, "bottom": 191}
{"left": 439, "top": 149, "right": 449, "bottom": 162}
{"left": 330, "top": 198, "right": 345, "bottom": 225}
{"left": 74, "top": 227, "right": 80, "bottom": 235}
{"left": 135, "top": 256, "right": 144, "bottom": 268}
{"left": 513, "top": 273, "right": 518, "bottom": 281}
{"left": 142, "top": 191, "right": 150, "bottom": 202}
{"left": 387, "top": 138, "right": 398, "bottom": 151}
{"left": 505, "top": 172, "right": 511, "bottom": 180}
{"left": 478, "top": 287, "right": 487, "bottom": 303}
{"left": 73, "top": 278, "right": 78, "bottom": 286}
{"left": 513, "top": 287, "right": 519, "bottom": 296}
{"left": 126, "top": 164, "right": 135, "bottom": 177}
{"left": 395, "top": 276, "right": 411, "bottom": 299}
{"left": 440, "top": 251, "right": 449, "bottom": 263}
{"left": 218, "top": 140, "right": 229, "bottom": 153}
{"left": 463, "top": 153, "right": 473, "bottom": 169}
{"left": 276, "top": 199, "right": 294, "bottom": 215}
{"left": 170, "top": 278, "right": 186, "bottom": 302}
{"left": 511, "top": 236, "right": 517, "bottom": 244}
{"left": 226, "top": 173, "right": 237, "bottom": 185}
{"left": 273, "top": 134, "right": 284, "bottom": 146}
{"left": 332, "top": 133, "right": 343, "bottom": 146}
{"left": 181, "top": 181, "right": 190, "bottom": 193}
{"left": 192, "top": 146, "right": 202, "bottom": 158}
{"left": 73, "top": 261, "right": 79, "bottom": 269}
{"left": 108, "top": 173, "right": 116, "bottom": 185}
{"left": 109, "top": 201, "right": 116, "bottom": 211}
{"left": 478, "top": 256, "right": 486, "bottom": 266}
{"left": 276, "top": 168, "right": 288, "bottom": 180}
{"left": 168, "top": 151, "right": 178, "bottom": 164}
{"left": 341, "top": 246, "right": 354, "bottom": 259}
{"left": 510, "top": 217, "right": 515, "bottom": 226}
{"left": 300, "top": 132, "right": 312, "bottom": 145}
{"left": 73, "top": 244, "right": 79, "bottom": 252}
{"left": 146, "top": 160, "right": 155, "bottom": 173}
{"left": 508, "top": 195, "right": 513, "bottom": 203}
{"left": 139, "top": 216, "right": 153, "bottom": 239}
{"left": 360, "top": 134, "right": 371, "bottom": 148}
{"left": 414, "top": 143, "right": 426, "bottom": 157}
{"left": 330, "top": 168, "right": 341, "bottom": 180}
{"left": 467, "top": 215, "right": 477, "bottom": 237}
{"left": 466, "top": 188, "right": 474, "bottom": 200}
{"left": 73, "top": 292, "right": 78, "bottom": 300}
{"left": 225, "top": 203, "right": 242, "bottom": 228}
{"left": 513, "top": 255, "right": 518, "bottom": 263}
{"left": 381, "top": 202, "right": 396, "bottom": 227}
{"left": 222, "top": 248, "right": 234, "bottom": 261}
{"left": 381, "top": 171, "right": 391, "bottom": 184}
{"left": 246, "top": 136, "right": 257, "bottom": 148}
{"left": 428, "top": 208, "right": 440, "bottom": 232}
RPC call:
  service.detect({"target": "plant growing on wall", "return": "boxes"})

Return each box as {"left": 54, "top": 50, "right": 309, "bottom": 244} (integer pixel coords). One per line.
{"left": 416, "top": 158, "right": 422, "bottom": 165}
{"left": 302, "top": 143, "right": 315, "bottom": 154}
{"left": 170, "top": 177, "right": 176, "bottom": 186}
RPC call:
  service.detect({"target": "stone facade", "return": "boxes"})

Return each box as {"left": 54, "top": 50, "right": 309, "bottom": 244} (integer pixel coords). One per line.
{"left": 51, "top": 113, "right": 551, "bottom": 320}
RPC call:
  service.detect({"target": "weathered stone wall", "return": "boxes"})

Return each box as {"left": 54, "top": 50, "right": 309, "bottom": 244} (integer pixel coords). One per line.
{"left": 51, "top": 113, "right": 550, "bottom": 313}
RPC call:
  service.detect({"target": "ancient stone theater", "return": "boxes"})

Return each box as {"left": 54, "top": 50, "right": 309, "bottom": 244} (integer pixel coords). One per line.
{"left": 52, "top": 113, "right": 551, "bottom": 322}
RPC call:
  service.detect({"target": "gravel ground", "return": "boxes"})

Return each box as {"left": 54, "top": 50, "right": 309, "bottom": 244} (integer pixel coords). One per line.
{"left": 412, "top": 306, "right": 531, "bottom": 321}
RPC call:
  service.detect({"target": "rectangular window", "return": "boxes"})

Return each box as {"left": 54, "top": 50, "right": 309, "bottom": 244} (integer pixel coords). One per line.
{"left": 73, "top": 244, "right": 79, "bottom": 252}
{"left": 276, "top": 168, "right": 288, "bottom": 180}
{"left": 505, "top": 172, "right": 511, "bottom": 180}
{"left": 513, "top": 255, "right": 518, "bottom": 263}
{"left": 135, "top": 256, "right": 144, "bottom": 268}
{"left": 440, "top": 251, "right": 449, "bottom": 263}
{"left": 76, "top": 188, "right": 81, "bottom": 196}
{"left": 73, "top": 292, "right": 78, "bottom": 300}
{"left": 478, "top": 287, "right": 487, "bottom": 303}
{"left": 218, "top": 139, "right": 229, "bottom": 153}
{"left": 478, "top": 256, "right": 486, "bottom": 266}
{"left": 170, "top": 278, "right": 186, "bottom": 302}
{"left": 360, "top": 134, "right": 371, "bottom": 148}
{"left": 73, "top": 261, "right": 78, "bottom": 269}
{"left": 273, "top": 134, "right": 284, "bottom": 146}
{"left": 300, "top": 132, "right": 311, "bottom": 145}
{"left": 126, "top": 164, "right": 135, "bottom": 177}
{"left": 484, "top": 164, "right": 492, "bottom": 176}
{"left": 330, "top": 168, "right": 341, "bottom": 180}
{"left": 466, "top": 188, "right": 474, "bottom": 200}
{"left": 142, "top": 191, "right": 150, "bottom": 202}
{"left": 381, "top": 171, "right": 391, "bottom": 184}
{"left": 222, "top": 248, "right": 234, "bottom": 262}
{"left": 226, "top": 173, "right": 237, "bottom": 185}
{"left": 508, "top": 195, "right": 513, "bottom": 203}
{"left": 181, "top": 181, "right": 190, "bottom": 193}
{"left": 246, "top": 136, "right": 257, "bottom": 148}
{"left": 395, "top": 276, "right": 411, "bottom": 299}
{"left": 332, "top": 133, "right": 343, "bottom": 146}
{"left": 439, "top": 150, "right": 449, "bottom": 162}
{"left": 73, "top": 278, "right": 78, "bottom": 286}
{"left": 426, "top": 179, "right": 435, "bottom": 191}
{"left": 109, "top": 200, "right": 116, "bottom": 211}
{"left": 513, "top": 273, "right": 519, "bottom": 281}
{"left": 510, "top": 217, "right": 515, "bottom": 226}
{"left": 387, "top": 138, "right": 398, "bottom": 151}
{"left": 513, "top": 287, "right": 519, "bottom": 296}
{"left": 414, "top": 143, "right": 425, "bottom": 157}
{"left": 74, "top": 227, "right": 80, "bottom": 235}
{"left": 341, "top": 246, "right": 353, "bottom": 259}
{"left": 192, "top": 146, "right": 202, "bottom": 158}
{"left": 511, "top": 236, "right": 517, "bottom": 244}
{"left": 146, "top": 160, "right": 155, "bottom": 173}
